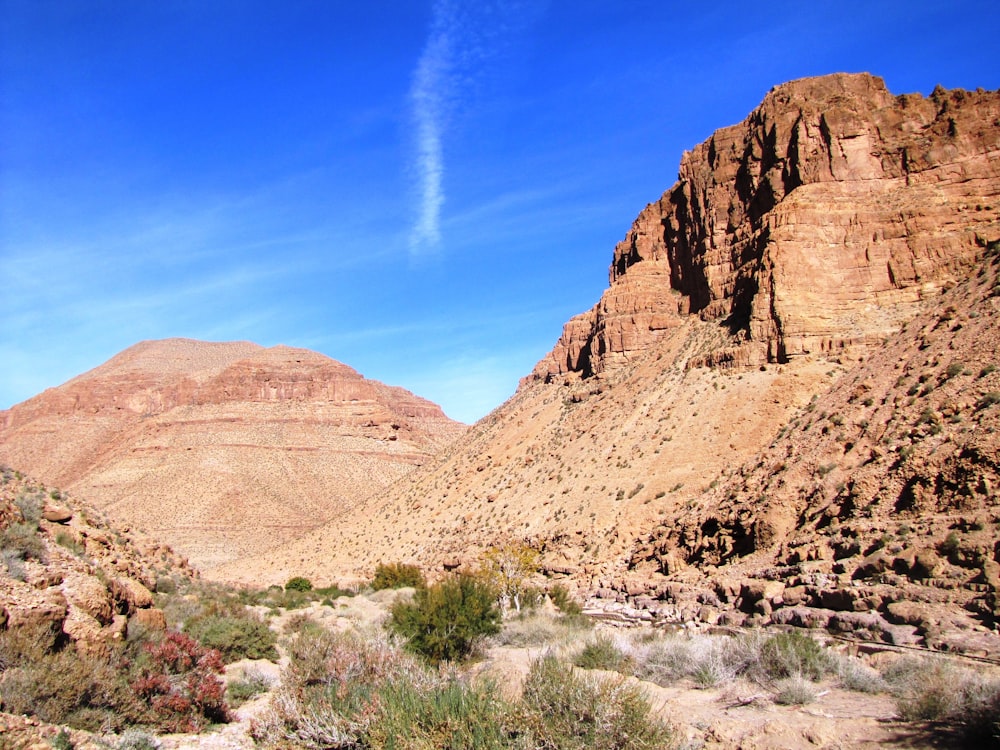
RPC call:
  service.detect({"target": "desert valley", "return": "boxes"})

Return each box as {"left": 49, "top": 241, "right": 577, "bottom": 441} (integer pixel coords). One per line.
{"left": 3, "top": 72, "right": 1000, "bottom": 748}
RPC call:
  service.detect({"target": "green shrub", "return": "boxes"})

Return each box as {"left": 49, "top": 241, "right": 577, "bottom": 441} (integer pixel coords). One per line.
{"left": 760, "top": 631, "right": 828, "bottom": 680}
{"left": 941, "top": 531, "right": 962, "bottom": 556}
{"left": 55, "top": 531, "right": 85, "bottom": 556}
{"left": 372, "top": 562, "right": 426, "bottom": 590}
{"left": 945, "top": 362, "right": 966, "bottom": 379}
{"left": 154, "top": 576, "right": 177, "bottom": 594}
{"left": 520, "top": 654, "right": 673, "bottom": 749}
{"left": 365, "top": 676, "right": 515, "bottom": 749}
{"left": 284, "top": 576, "right": 313, "bottom": 592}
{"left": 574, "top": 633, "right": 633, "bottom": 673}
{"left": 14, "top": 491, "right": 42, "bottom": 526}
{"left": 388, "top": 573, "right": 500, "bottom": 664}
{"left": 977, "top": 392, "right": 1000, "bottom": 410}
{"left": 0, "top": 522, "right": 46, "bottom": 563}
{"left": 255, "top": 629, "right": 517, "bottom": 749}
{"left": 0, "top": 647, "right": 149, "bottom": 732}
{"left": 548, "top": 583, "right": 582, "bottom": 615}
{"left": 314, "top": 584, "right": 355, "bottom": 599}
{"left": 184, "top": 614, "right": 277, "bottom": 663}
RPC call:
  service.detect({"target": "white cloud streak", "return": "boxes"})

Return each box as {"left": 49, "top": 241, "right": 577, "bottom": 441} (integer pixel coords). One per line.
{"left": 410, "top": 34, "right": 449, "bottom": 251}
{"left": 407, "top": 0, "right": 538, "bottom": 256}
{"left": 409, "top": 4, "right": 455, "bottom": 254}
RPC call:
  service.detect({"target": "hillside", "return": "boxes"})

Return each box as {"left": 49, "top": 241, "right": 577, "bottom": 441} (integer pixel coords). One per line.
{"left": 223, "top": 73, "right": 1000, "bottom": 634}
{"left": 0, "top": 339, "right": 466, "bottom": 572}
{"left": 0, "top": 466, "right": 192, "bottom": 657}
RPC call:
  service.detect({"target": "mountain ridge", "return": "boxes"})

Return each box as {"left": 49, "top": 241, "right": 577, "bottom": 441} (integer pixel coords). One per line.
{"left": 0, "top": 338, "right": 467, "bottom": 572}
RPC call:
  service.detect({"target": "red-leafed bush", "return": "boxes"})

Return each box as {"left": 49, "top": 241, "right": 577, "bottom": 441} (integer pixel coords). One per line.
{"left": 131, "top": 631, "right": 229, "bottom": 732}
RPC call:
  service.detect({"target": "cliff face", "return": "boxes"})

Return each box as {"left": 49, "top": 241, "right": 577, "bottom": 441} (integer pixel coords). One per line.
{"left": 0, "top": 339, "right": 466, "bottom": 572}
{"left": 534, "top": 74, "right": 1000, "bottom": 379}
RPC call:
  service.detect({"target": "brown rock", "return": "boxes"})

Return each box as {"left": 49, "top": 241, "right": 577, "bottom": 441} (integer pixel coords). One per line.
{"left": 108, "top": 576, "right": 154, "bottom": 613}
{"left": 62, "top": 573, "right": 113, "bottom": 625}
{"left": 532, "top": 74, "right": 1000, "bottom": 380}
{"left": 42, "top": 504, "right": 72, "bottom": 523}
{"left": 911, "top": 549, "right": 943, "bottom": 579}
{"left": 740, "top": 579, "right": 786, "bottom": 604}
{"left": 131, "top": 607, "right": 167, "bottom": 632}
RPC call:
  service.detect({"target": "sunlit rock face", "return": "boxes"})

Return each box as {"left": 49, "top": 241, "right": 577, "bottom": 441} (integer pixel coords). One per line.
{"left": 533, "top": 73, "right": 1000, "bottom": 380}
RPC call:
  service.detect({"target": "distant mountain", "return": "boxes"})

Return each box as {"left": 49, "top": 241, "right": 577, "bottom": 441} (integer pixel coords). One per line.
{"left": 223, "top": 75, "right": 1000, "bottom": 656}
{"left": 0, "top": 339, "right": 466, "bottom": 574}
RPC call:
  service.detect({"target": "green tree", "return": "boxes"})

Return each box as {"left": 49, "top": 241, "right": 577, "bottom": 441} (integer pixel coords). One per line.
{"left": 481, "top": 541, "right": 539, "bottom": 613}
{"left": 387, "top": 573, "right": 501, "bottom": 664}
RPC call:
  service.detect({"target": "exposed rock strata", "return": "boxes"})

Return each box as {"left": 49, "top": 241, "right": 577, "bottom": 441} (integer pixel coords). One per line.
{"left": 0, "top": 339, "right": 466, "bottom": 572}
{"left": 534, "top": 74, "right": 1000, "bottom": 379}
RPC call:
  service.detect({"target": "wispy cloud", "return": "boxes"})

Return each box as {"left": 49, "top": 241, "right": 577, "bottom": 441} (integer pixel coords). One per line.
{"left": 407, "top": 0, "right": 539, "bottom": 256}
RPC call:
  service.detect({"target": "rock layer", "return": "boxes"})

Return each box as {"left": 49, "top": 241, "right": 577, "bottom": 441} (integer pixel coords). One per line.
{"left": 534, "top": 74, "right": 1000, "bottom": 379}
{"left": 0, "top": 339, "right": 466, "bottom": 572}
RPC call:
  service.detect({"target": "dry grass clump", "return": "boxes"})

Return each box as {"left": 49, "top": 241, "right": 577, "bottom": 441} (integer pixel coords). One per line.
{"left": 834, "top": 655, "right": 887, "bottom": 694}
{"left": 881, "top": 656, "right": 1000, "bottom": 746}
{"left": 573, "top": 633, "right": 635, "bottom": 673}
{"left": 521, "top": 654, "right": 674, "bottom": 749}
{"left": 595, "top": 629, "right": 832, "bottom": 692}
{"left": 227, "top": 665, "right": 275, "bottom": 707}
{"left": 491, "top": 607, "right": 592, "bottom": 648}
{"left": 773, "top": 675, "right": 818, "bottom": 705}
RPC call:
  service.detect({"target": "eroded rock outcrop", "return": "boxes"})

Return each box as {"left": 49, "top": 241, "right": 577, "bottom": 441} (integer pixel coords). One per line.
{"left": 0, "top": 468, "right": 189, "bottom": 657}
{"left": 534, "top": 73, "right": 1000, "bottom": 379}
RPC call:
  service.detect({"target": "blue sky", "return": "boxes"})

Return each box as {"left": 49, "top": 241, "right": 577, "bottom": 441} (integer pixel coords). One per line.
{"left": 2, "top": 1, "right": 999, "bottom": 423}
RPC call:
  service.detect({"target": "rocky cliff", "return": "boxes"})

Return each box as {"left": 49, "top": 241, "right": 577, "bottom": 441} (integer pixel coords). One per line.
{"left": 0, "top": 339, "right": 466, "bottom": 573}
{"left": 533, "top": 73, "right": 1000, "bottom": 379}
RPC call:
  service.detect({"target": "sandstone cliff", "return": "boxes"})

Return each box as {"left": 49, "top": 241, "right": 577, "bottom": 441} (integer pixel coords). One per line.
{"left": 533, "top": 73, "right": 1000, "bottom": 379}
{"left": 0, "top": 339, "right": 466, "bottom": 573}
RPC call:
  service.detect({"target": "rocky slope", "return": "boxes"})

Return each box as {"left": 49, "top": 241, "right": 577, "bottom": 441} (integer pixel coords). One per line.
{"left": 624, "top": 240, "right": 1000, "bottom": 655}
{"left": 225, "top": 74, "right": 1000, "bottom": 653}
{"left": 0, "top": 339, "right": 466, "bottom": 573}
{"left": 0, "top": 466, "right": 191, "bottom": 658}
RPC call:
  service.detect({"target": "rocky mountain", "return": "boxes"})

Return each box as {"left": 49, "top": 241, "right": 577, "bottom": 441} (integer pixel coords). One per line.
{"left": 223, "top": 74, "right": 1000, "bottom": 652}
{"left": 0, "top": 339, "right": 466, "bottom": 574}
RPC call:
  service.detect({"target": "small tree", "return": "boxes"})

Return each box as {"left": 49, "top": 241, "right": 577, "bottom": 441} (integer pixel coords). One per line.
{"left": 481, "top": 541, "right": 539, "bottom": 613}
{"left": 387, "top": 573, "right": 500, "bottom": 664}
